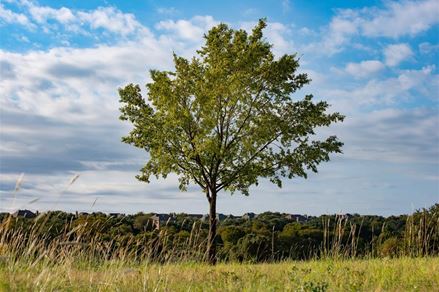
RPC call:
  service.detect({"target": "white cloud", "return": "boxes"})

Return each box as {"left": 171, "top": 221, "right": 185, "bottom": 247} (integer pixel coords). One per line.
{"left": 0, "top": 170, "right": 203, "bottom": 213}
{"left": 8, "top": 1, "right": 147, "bottom": 36}
{"left": 156, "top": 16, "right": 217, "bottom": 42}
{"left": 325, "top": 66, "right": 438, "bottom": 109}
{"left": 28, "top": 5, "right": 75, "bottom": 24}
{"left": 240, "top": 21, "right": 295, "bottom": 56}
{"left": 312, "top": 0, "right": 439, "bottom": 54}
{"left": 345, "top": 60, "right": 385, "bottom": 78}
{"left": 298, "top": 27, "right": 316, "bottom": 36}
{"left": 264, "top": 22, "right": 295, "bottom": 56}
{"left": 419, "top": 42, "right": 439, "bottom": 54}
{"left": 0, "top": 140, "right": 40, "bottom": 154}
{"left": 156, "top": 7, "right": 179, "bottom": 16}
{"left": 156, "top": 18, "right": 294, "bottom": 57}
{"left": 77, "top": 7, "right": 144, "bottom": 36}
{"left": 0, "top": 14, "right": 224, "bottom": 128}
{"left": 319, "top": 13, "right": 359, "bottom": 54}
{"left": 0, "top": 38, "right": 175, "bottom": 125}
{"left": 15, "top": 34, "right": 30, "bottom": 43}
{"left": 0, "top": 3, "right": 33, "bottom": 27}
{"left": 337, "top": 108, "right": 439, "bottom": 164}
{"left": 361, "top": 0, "right": 439, "bottom": 38}
{"left": 384, "top": 43, "right": 413, "bottom": 66}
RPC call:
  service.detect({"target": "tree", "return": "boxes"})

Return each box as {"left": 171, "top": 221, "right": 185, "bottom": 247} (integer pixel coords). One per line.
{"left": 119, "top": 19, "right": 344, "bottom": 264}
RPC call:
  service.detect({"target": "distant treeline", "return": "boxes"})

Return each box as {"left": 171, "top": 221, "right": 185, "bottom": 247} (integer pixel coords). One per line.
{"left": 1, "top": 204, "right": 438, "bottom": 263}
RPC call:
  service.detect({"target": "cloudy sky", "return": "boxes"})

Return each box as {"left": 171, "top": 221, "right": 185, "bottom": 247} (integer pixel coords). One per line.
{"left": 0, "top": 0, "right": 438, "bottom": 216}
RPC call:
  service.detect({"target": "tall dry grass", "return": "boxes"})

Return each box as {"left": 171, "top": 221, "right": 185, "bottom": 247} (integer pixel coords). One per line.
{"left": 321, "top": 214, "right": 363, "bottom": 259}
{"left": 403, "top": 207, "right": 439, "bottom": 257}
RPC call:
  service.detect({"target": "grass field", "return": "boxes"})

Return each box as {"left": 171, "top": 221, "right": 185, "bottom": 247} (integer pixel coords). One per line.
{"left": 1, "top": 257, "right": 438, "bottom": 291}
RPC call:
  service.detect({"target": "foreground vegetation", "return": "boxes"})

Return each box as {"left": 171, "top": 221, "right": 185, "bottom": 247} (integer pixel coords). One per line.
{"left": 1, "top": 257, "right": 438, "bottom": 291}
{"left": 1, "top": 204, "right": 437, "bottom": 290}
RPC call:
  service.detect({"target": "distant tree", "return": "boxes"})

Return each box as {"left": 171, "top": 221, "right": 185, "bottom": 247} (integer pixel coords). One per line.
{"left": 119, "top": 19, "right": 344, "bottom": 264}
{"left": 133, "top": 214, "right": 153, "bottom": 232}
{"left": 235, "top": 233, "right": 271, "bottom": 262}
{"left": 220, "top": 225, "right": 245, "bottom": 245}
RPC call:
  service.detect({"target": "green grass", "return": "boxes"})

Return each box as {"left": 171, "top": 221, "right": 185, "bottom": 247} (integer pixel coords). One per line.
{"left": 1, "top": 257, "right": 438, "bottom": 291}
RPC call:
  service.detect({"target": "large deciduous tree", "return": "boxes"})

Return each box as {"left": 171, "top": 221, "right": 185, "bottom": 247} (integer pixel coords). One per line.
{"left": 119, "top": 19, "right": 344, "bottom": 264}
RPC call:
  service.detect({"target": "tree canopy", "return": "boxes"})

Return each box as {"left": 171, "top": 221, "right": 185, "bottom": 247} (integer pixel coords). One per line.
{"left": 119, "top": 19, "right": 344, "bottom": 197}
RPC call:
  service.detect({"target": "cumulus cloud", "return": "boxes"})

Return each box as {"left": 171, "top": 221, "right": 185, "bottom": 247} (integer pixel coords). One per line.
{"left": 318, "top": 12, "right": 359, "bottom": 54}
{"left": 361, "top": 0, "right": 439, "bottom": 38}
{"left": 77, "top": 7, "right": 145, "bottom": 36}
{"left": 156, "top": 7, "right": 179, "bottom": 16}
{"left": 0, "top": 13, "right": 235, "bottom": 126}
{"left": 28, "top": 5, "right": 75, "bottom": 24}
{"left": 345, "top": 60, "right": 385, "bottom": 78}
{"left": 264, "top": 22, "right": 296, "bottom": 56}
{"left": 419, "top": 42, "right": 439, "bottom": 54}
{"left": 0, "top": 38, "right": 175, "bottom": 124}
{"left": 326, "top": 66, "right": 438, "bottom": 107}
{"left": 0, "top": 3, "right": 33, "bottom": 27}
{"left": 338, "top": 108, "right": 439, "bottom": 164}
{"left": 384, "top": 43, "right": 413, "bottom": 66}
{"left": 156, "top": 16, "right": 217, "bottom": 42}
{"left": 239, "top": 21, "right": 295, "bottom": 56}
{"left": 3, "top": 1, "right": 148, "bottom": 37}
{"left": 314, "top": 0, "right": 439, "bottom": 54}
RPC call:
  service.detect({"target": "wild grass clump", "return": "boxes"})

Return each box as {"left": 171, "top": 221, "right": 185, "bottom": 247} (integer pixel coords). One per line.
{"left": 319, "top": 205, "right": 439, "bottom": 260}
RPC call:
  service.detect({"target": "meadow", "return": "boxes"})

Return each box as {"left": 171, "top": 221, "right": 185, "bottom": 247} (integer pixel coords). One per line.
{"left": 1, "top": 257, "right": 438, "bottom": 291}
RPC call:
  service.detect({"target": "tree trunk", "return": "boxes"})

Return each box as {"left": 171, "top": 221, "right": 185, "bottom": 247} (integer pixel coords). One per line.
{"left": 206, "top": 189, "right": 217, "bottom": 265}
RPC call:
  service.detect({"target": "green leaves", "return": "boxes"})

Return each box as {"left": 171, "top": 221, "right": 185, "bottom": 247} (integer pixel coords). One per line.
{"left": 119, "top": 19, "right": 344, "bottom": 196}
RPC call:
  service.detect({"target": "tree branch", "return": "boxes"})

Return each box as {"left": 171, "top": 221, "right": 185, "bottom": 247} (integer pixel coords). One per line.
{"left": 217, "top": 130, "right": 282, "bottom": 192}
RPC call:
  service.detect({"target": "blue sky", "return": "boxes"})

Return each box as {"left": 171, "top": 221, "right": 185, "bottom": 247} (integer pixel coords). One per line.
{"left": 0, "top": 0, "right": 438, "bottom": 216}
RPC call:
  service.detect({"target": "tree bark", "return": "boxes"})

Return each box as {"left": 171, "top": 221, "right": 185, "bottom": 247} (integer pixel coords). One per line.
{"left": 206, "top": 189, "right": 217, "bottom": 265}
